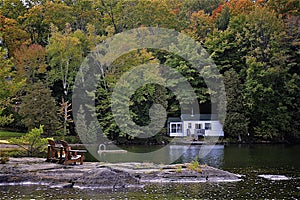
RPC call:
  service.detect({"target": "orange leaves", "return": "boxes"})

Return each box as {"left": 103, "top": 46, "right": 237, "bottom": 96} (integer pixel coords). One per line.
{"left": 226, "top": 0, "right": 256, "bottom": 15}
{"left": 2, "top": 17, "right": 30, "bottom": 56}
{"left": 211, "top": 0, "right": 259, "bottom": 17}
{"left": 212, "top": 4, "right": 224, "bottom": 19}
{"left": 13, "top": 44, "right": 46, "bottom": 81}
{"left": 185, "top": 10, "right": 214, "bottom": 42}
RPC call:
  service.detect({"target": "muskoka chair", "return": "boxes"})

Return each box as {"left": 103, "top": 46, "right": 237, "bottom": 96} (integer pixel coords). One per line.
{"left": 46, "top": 139, "right": 64, "bottom": 163}
{"left": 60, "top": 140, "right": 86, "bottom": 165}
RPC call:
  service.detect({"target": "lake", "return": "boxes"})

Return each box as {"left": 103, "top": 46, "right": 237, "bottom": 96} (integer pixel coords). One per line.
{"left": 1, "top": 144, "right": 300, "bottom": 199}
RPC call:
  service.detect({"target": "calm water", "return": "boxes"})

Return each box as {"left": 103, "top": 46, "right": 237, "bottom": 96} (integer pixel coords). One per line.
{"left": 1, "top": 144, "right": 300, "bottom": 199}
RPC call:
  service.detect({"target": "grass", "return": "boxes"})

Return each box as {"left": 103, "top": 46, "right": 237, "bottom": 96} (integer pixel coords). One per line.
{"left": 0, "top": 130, "right": 82, "bottom": 144}
{"left": 0, "top": 131, "right": 24, "bottom": 141}
{"left": 175, "top": 165, "right": 182, "bottom": 173}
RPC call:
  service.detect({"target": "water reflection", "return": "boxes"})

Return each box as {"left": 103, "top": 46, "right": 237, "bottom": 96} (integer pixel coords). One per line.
{"left": 223, "top": 144, "right": 300, "bottom": 170}
{"left": 175, "top": 145, "right": 224, "bottom": 168}
{"left": 2, "top": 144, "right": 300, "bottom": 199}
{"left": 92, "top": 144, "right": 224, "bottom": 166}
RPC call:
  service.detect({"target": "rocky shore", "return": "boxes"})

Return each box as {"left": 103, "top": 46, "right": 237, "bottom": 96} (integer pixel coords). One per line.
{"left": 0, "top": 158, "right": 242, "bottom": 189}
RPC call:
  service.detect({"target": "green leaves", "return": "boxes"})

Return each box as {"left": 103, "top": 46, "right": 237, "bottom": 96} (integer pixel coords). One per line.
{"left": 205, "top": 4, "right": 299, "bottom": 141}
{"left": 9, "top": 125, "right": 50, "bottom": 156}
{"left": 0, "top": 0, "right": 299, "bottom": 142}
{"left": 18, "top": 82, "right": 62, "bottom": 136}
{"left": 46, "top": 24, "right": 86, "bottom": 96}
{"left": 0, "top": 47, "right": 25, "bottom": 126}
{"left": 223, "top": 69, "right": 248, "bottom": 141}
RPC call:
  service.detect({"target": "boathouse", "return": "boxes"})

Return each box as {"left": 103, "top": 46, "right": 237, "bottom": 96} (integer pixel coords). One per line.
{"left": 167, "top": 114, "right": 224, "bottom": 138}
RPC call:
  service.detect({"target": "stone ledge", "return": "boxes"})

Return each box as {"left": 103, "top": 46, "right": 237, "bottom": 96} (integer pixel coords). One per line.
{"left": 0, "top": 157, "right": 242, "bottom": 189}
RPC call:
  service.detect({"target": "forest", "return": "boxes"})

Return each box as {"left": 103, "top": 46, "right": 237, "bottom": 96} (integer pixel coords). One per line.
{"left": 0, "top": 0, "right": 299, "bottom": 143}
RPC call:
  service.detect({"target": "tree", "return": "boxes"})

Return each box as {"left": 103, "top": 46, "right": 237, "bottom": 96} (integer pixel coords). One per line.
{"left": 215, "top": 5, "right": 230, "bottom": 31}
{"left": 180, "top": 0, "right": 223, "bottom": 16}
{"left": 99, "top": 0, "right": 180, "bottom": 33}
{"left": 226, "top": 0, "right": 257, "bottom": 16}
{"left": 0, "top": 47, "right": 24, "bottom": 126}
{"left": 59, "top": 98, "right": 73, "bottom": 135}
{"left": 244, "top": 56, "right": 291, "bottom": 140}
{"left": 206, "top": 6, "right": 296, "bottom": 141}
{"left": 47, "top": 24, "right": 86, "bottom": 97}
{"left": 75, "top": 105, "right": 98, "bottom": 144}
{"left": 282, "top": 13, "right": 300, "bottom": 142}
{"left": 13, "top": 44, "right": 47, "bottom": 83}
{"left": 42, "top": 0, "right": 74, "bottom": 31}
{"left": 47, "top": 23, "right": 87, "bottom": 135}
{"left": 1, "top": 17, "right": 30, "bottom": 56}
{"left": 267, "top": 0, "right": 300, "bottom": 17}
{"left": 205, "top": 15, "right": 248, "bottom": 75}
{"left": 240, "top": 8, "right": 291, "bottom": 140}
{"left": 223, "top": 69, "right": 248, "bottom": 141}
{"left": 9, "top": 125, "right": 50, "bottom": 156}
{"left": 95, "top": 49, "right": 162, "bottom": 141}
{"left": 20, "top": 4, "right": 49, "bottom": 45}
{"left": 69, "top": 0, "right": 97, "bottom": 31}
{"left": 185, "top": 10, "right": 214, "bottom": 42}
{"left": 18, "top": 81, "right": 62, "bottom": 136}
{"left": 0, "top": 0, "right": 27, "bottom": 21}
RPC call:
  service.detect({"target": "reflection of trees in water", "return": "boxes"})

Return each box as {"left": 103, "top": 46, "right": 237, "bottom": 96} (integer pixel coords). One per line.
{"left": 171, "top": 145, "right": 224, "bottom": 168}
{"left": 88, "top": 144, "right": 224, "bottom": 165}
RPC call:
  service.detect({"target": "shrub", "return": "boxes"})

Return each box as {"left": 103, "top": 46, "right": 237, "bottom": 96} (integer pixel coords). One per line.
{"left": 175, "top": 165, "right": 182, "bottom": 173}
{"left": 187, "top": 156, "right": 202, "bottom": 173}
{"left": 9, "top": 125, "right": 51, "bottom": 157}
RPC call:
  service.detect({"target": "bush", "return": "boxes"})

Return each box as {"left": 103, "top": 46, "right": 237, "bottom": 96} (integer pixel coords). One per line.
{"left": 63, "top": 136, "right": 82, "bottom": 144}
{"left": 9, "top": 125, "right": 51, "bottom": 157}
{"left": 187, "top": 156, "right": 202, "bottom": 173}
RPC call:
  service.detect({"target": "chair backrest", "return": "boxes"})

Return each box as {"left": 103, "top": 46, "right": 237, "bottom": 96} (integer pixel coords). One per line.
{"left": 48, "top": 139, "right": 60, "bottom": 158}
{"left": 60, "top": 140, "right": 69, "bottom": 148}
{"left": 61, "top": 140, "right": 73, "bottom": 159}
{"left": 48, "top": 139, "right": 56, "bottom": 150}
{"left": 60, "top": 140, "right": 72, "bottom": 152}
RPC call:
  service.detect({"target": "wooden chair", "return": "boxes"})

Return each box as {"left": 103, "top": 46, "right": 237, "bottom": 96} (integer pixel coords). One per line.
{"left": 60, "top": 140, "right": 86, "bottom": 165}
{"left": 46, "top": 139, "right": 64, "bottom": 163}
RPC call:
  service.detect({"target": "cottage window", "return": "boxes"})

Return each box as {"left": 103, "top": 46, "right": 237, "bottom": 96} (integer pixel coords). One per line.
{"left": 176, "top": 124, "right": 182, "bottom": 133}
{"left": 171, "top": 123, "right": 182, "bottom": 133}
{"left": 188, "top": 123, "right": 191, "bottom": 129}
{"left": 205, "top": 123, "right": 212, "bottom": 130}
{"left": 195, "top": 123, "right": 202, "bottom": 129}
{"left": 171, "top": 124, "right": 177, "bottom": 133}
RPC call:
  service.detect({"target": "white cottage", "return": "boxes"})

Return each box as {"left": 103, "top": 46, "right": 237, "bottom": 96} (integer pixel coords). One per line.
{"left": 168, "top": 114, "right": 224, "bottom": 138}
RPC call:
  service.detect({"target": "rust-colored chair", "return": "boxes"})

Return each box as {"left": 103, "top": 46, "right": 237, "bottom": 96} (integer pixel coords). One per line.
{"left": 46, "top": 139, "right": 64, "bottom": 163}
{"left": 60, "top": 140, "right": 86, "bottom": 165}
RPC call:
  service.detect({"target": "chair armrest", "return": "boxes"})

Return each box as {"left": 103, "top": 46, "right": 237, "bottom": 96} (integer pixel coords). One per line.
{"left": 68, "top": 150, "right": 87, "bottom": 153}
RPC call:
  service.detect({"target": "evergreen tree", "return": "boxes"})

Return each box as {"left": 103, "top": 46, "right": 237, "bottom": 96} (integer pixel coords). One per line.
{"left": 75, "top": 105, "right": 99, "bottom": 144}
{"left": 223, "top": 69, "right": 248, "bottom": 141}
{"left": 9, "top": 125, "right": 49, "bottom": 156}
{"left": 18, "top": 81, "right": 62, "bottom": 136}
{"left": 216, "top": 5, "right": 230, "bottom": 31}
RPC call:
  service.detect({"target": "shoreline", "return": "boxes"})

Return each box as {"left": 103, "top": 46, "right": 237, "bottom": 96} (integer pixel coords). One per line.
{"left": 0, "top": 157, "right": 242, "bottom": 189}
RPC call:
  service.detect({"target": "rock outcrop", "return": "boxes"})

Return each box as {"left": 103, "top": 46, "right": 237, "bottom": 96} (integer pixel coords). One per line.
{"left": 0, "top": 158, "right": 242, "bottom": 189}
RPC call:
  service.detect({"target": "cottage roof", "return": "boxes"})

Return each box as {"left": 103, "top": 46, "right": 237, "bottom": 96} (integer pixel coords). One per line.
{"left": 167, "top": 117, "right": 181, "bottom": 123}
{"left": 180, "top": 114, "right": 219, "bottom": 121}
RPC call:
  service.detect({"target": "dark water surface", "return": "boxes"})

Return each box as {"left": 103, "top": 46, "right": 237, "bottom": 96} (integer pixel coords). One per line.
{"left": 1, "top": 144, "right": 300, "bottom": 199}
